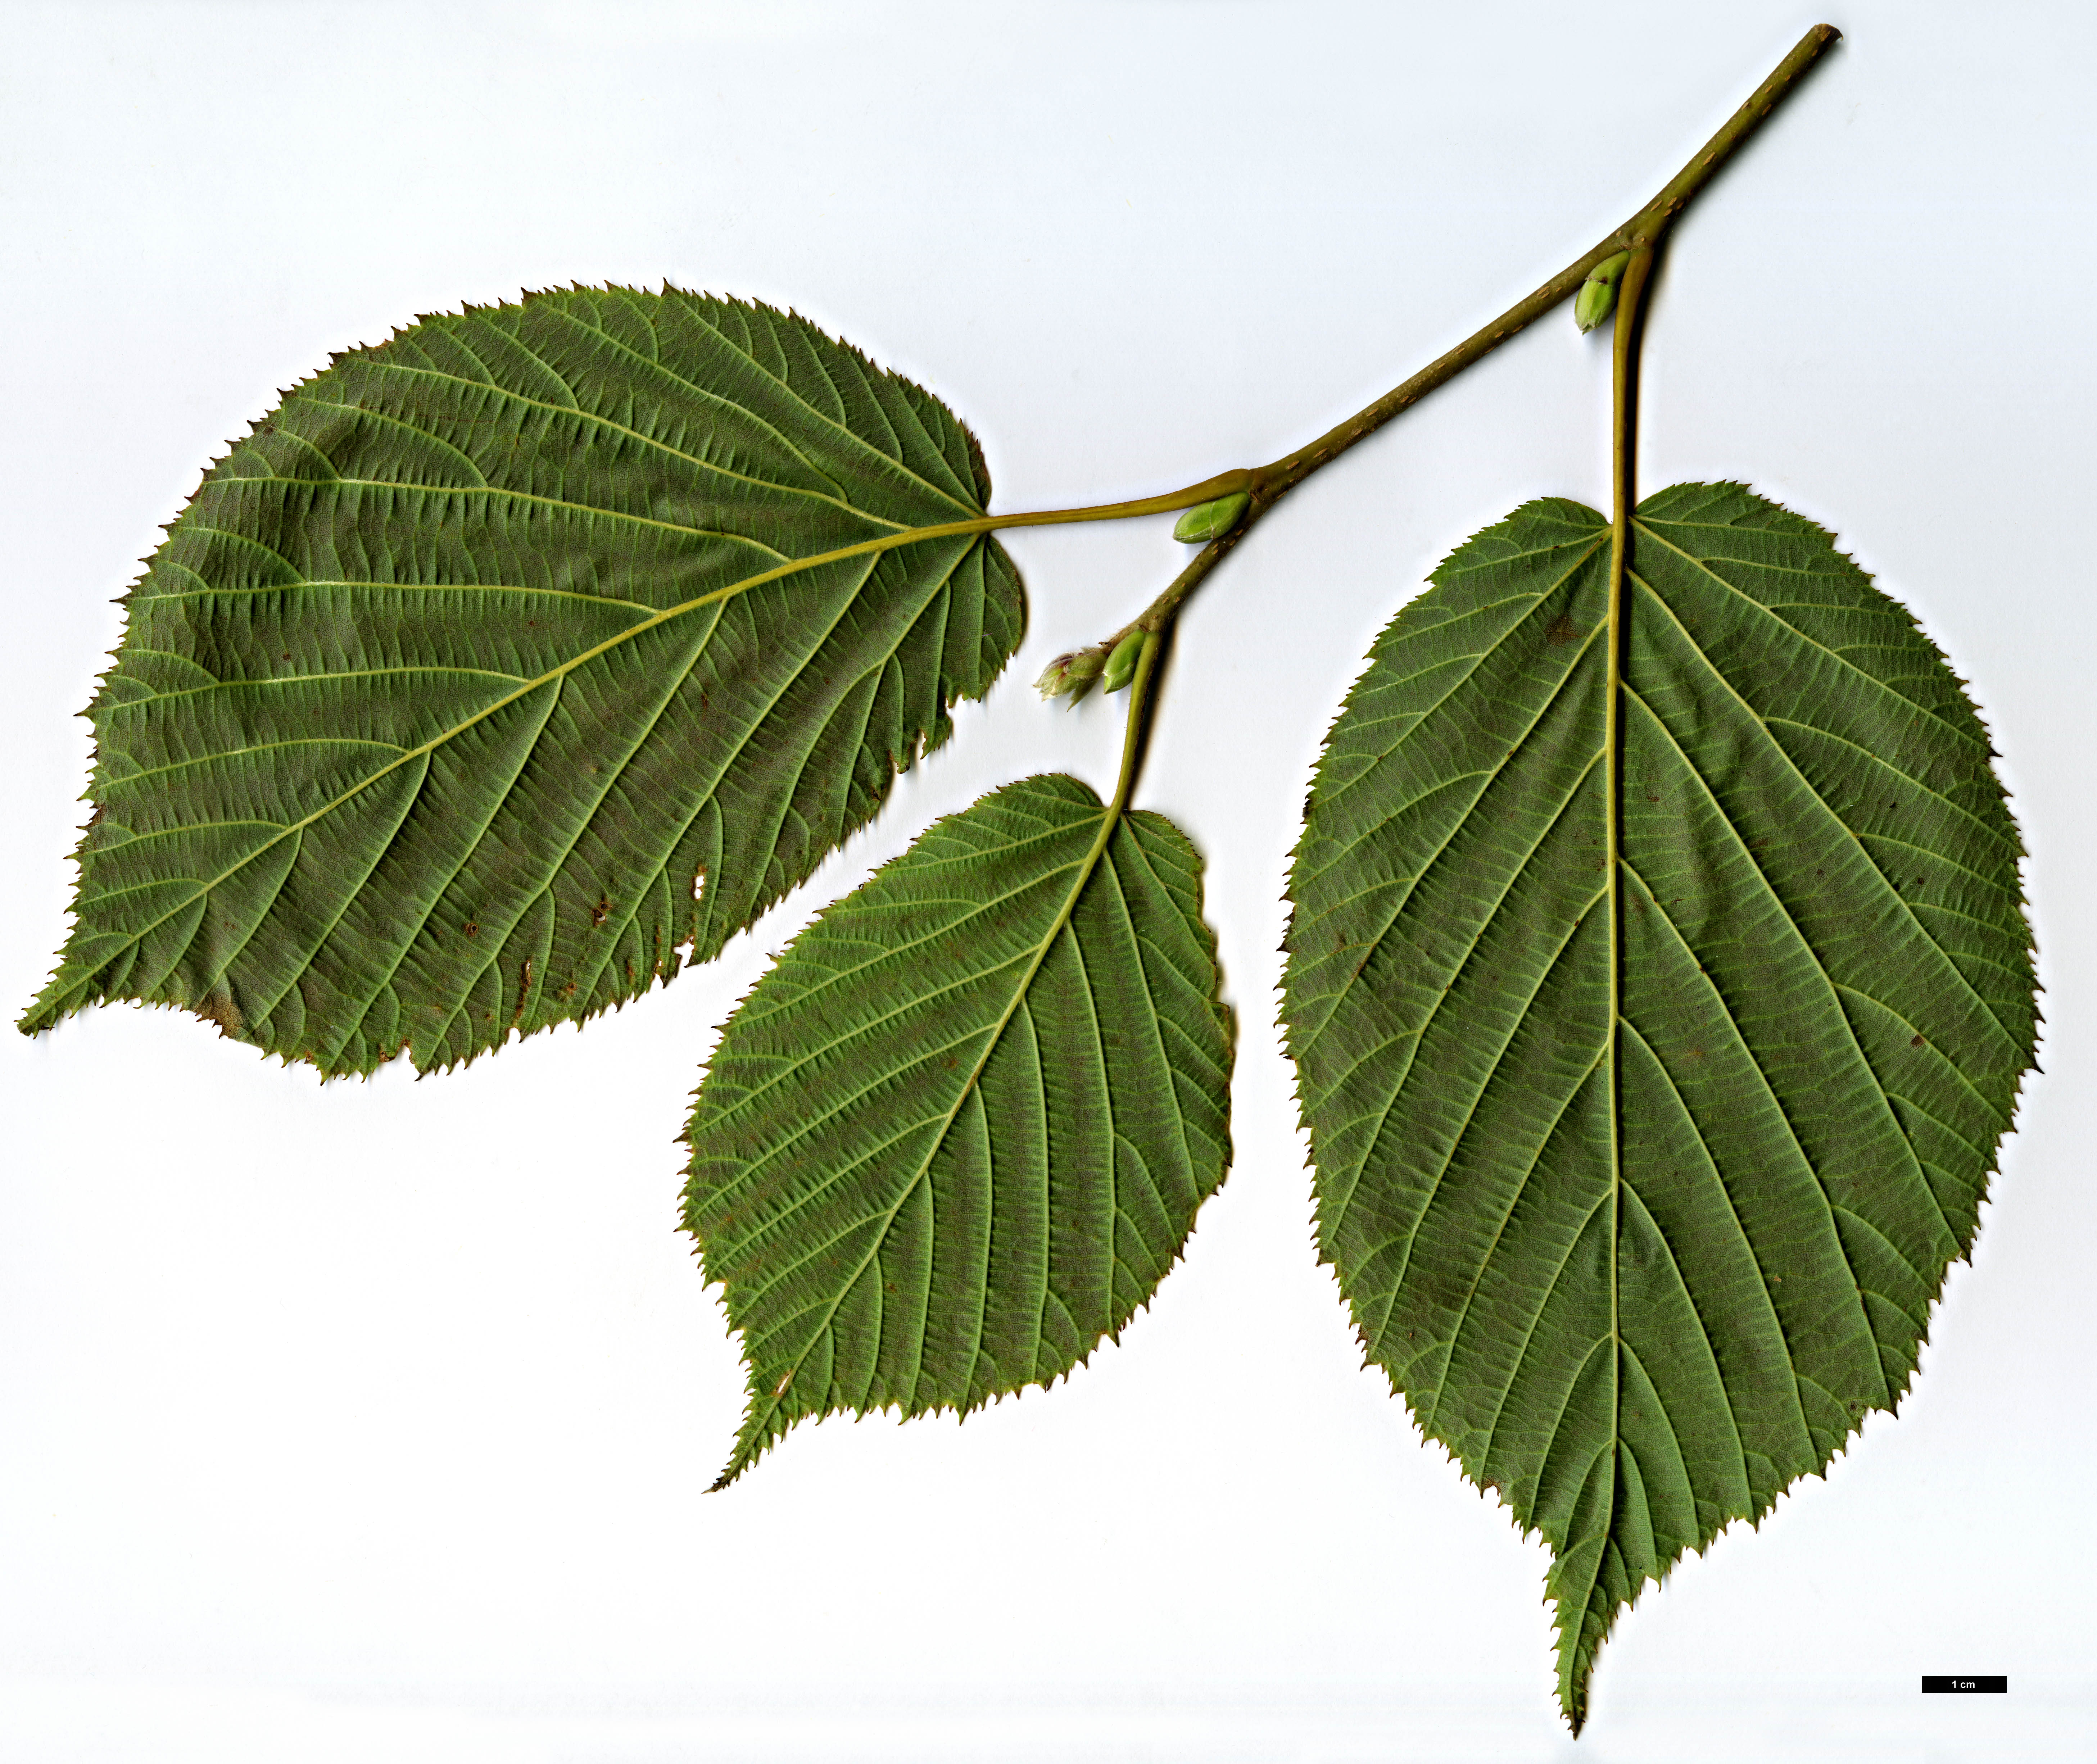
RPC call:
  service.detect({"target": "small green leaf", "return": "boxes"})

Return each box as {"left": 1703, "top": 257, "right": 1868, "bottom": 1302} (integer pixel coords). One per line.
{"left": 1282, "top": 485, "right": 2034, "bottom": 1731}
{"left": 24, "top": 287, "right": 1023, "bottom": 1074}
{"left": 684, "top": 773, "right": 1234, "bottom": 1487}
{"left": 1172, "top": 490, "right": 1250, "bottom": 543}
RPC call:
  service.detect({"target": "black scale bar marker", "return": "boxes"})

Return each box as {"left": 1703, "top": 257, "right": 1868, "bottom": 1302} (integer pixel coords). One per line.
{"left": 1921, "top": 1676, "right": 2007, "bottom": 1694}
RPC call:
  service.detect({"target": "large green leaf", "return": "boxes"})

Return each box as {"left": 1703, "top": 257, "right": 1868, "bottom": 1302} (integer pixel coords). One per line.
{"left": 23, "top": 287, "right": 1022, "bottom": 1073}
{"left": 1281, "top": 484, "right": 2034, "bottom": 1730}
{"left": 683, "top": 774, "right": 1234, "bottom": 1487}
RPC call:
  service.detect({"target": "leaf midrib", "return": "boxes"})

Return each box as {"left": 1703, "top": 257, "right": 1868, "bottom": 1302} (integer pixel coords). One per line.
{"left": 719, "top": 797, "right": 1129, "bottom": 1480}
{"left": 60, "top": 521, "right": 997, "bottom": 1015}
{"left": 1334, "top": 514, "right": 1968, "bottom": 1495}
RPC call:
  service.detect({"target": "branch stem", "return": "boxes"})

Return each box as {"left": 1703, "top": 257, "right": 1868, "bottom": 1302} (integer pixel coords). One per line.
{"left": 1245, "top": 24, "right": 1837, "bottom": 509}
{"left": 1060, "top": 22, "right": 1839, "bottom": 648}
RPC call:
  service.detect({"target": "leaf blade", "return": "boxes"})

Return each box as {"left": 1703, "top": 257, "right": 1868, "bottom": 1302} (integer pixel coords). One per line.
{"left": 1282, "top": 485, "right": 2034, "bottom": 1729}
{"left": 684, "top": 774, "right": 1234, "bottom": 1487}
{"left": 25, "top": 287, "right": 1023, "bottom": 1072}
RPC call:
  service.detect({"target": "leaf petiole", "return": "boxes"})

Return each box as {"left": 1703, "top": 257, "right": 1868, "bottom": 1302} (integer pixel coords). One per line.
{"left": 1110, "top": 626, "right": 1166, "bottom": 812}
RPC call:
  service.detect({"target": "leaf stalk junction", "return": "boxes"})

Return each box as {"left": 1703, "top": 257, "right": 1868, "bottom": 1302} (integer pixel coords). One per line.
{"left": 723, "top": 22, "right": 1836, "bottom": 718}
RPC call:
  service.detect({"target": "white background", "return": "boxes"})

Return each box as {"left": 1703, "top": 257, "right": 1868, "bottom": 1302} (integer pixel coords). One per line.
{"left": 2, "top": 3, "right": 2091, "bottom": 1759}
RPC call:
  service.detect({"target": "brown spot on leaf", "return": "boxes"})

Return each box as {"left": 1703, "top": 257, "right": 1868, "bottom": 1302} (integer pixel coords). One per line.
{"left": 591, "top": 896, "right": 612, "bottom": 927}
{"left": 1911, "top": 1033, "right": 1926, "bottom": 1048}
{"left": 1546, "top": 614, "right": 1580, "bottom": 646}
{"left": 195, "top": 990, "right": 241, "bottom": 1035}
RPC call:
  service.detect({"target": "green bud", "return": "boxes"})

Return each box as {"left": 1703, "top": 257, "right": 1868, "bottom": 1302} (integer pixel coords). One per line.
{"left": 1575, "top": 250, "right": 1633, "bottom": 335}
{"left": 1034, "top": 646, "right": 1105, "bottom": 701}
{"left": 1099, "top": 630, "right": 1145, "bottom": 694}
{"left": 1172, "top": 490, "right": 1251, "bottom": 544}
{"left": 1573, "top": 277, "right": 1615, "bottom": 335}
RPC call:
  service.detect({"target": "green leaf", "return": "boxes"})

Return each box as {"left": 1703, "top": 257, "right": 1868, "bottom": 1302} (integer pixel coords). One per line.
{"left": 1281, "top": 485, "right": 2034, "bottom": 1731}
{"left": 683, "top": 774, "right": 1234, "bottom": 1488}
{"left": 23, "top": 287, "right": 1023, "bottom": 1073}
